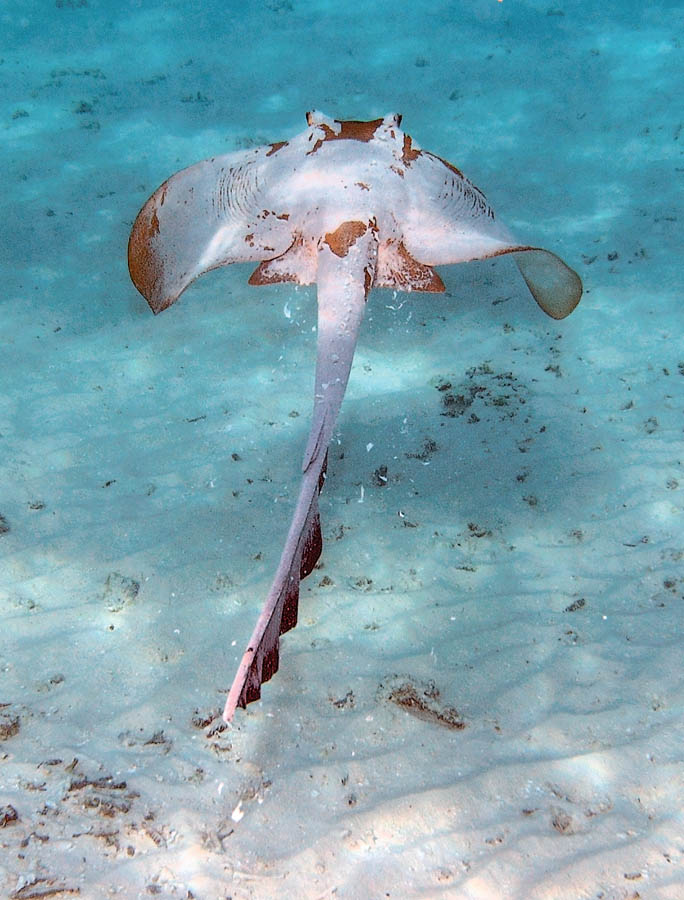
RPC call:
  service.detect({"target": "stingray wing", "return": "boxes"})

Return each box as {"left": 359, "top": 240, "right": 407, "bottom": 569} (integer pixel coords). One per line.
{"left": 400, "top": 150, "right": 582, "bottom": 319}
{"left": 128, "top": 146, "right": 295, "bottom": 313}
{"left": 512, "top": 247, "right": 583, "bottom": 320}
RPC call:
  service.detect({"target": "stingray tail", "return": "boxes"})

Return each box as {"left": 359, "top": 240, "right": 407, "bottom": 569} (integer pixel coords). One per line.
{"left": 223, "top": 221, "right": 376, "bottom": 722}
{"left": 222, "top": 456, "right": 327, "bottom": 721}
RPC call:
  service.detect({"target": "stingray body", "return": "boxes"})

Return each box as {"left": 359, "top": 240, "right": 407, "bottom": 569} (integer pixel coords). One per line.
{"left": 128, "top": 111, "right": 582, "bottom": 722}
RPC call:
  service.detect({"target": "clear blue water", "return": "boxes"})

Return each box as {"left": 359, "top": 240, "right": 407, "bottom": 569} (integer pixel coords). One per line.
{"left": 1, "top": 2, "right": 682, "bottom": 897}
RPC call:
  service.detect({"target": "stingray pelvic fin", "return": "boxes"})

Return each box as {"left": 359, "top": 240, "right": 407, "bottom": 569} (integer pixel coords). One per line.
{"left": 248, "top": 236, "right": 317, "bottom": 286}
{"left": 375, "top": 241, "right": 445, "bottom": 292}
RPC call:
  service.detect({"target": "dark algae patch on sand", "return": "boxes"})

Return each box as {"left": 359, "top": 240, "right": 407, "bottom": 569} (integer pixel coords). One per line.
{"left": 378, "top": 675, "right": 466, "bottom": 730}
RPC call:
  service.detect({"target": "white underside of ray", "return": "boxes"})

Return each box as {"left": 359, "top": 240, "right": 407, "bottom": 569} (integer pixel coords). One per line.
{"left": 398, "top": 150, "right": 518, "bottom": 265}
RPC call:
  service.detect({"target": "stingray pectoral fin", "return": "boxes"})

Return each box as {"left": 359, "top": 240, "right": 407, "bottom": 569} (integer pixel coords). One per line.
{"left": 513, "top": 248, "right": 583, "bottom": 320}
{"left": 128, "top": 149, "right": 293, "bottom": 313}
{"left": 399, "top": 150, "right": 582, "bottom": 318}
{"left": 400, "top": 148, "right": 519, "bottom": 266}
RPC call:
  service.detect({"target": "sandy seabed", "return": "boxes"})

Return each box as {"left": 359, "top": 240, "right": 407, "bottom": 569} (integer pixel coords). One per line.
{"left": 1, "top": 1, "right": 683, "bottom": 897}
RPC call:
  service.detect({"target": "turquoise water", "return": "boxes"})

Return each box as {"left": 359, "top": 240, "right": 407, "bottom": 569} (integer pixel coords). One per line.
{"left": 1, "top": 2, "right": 682, "bottom": 897}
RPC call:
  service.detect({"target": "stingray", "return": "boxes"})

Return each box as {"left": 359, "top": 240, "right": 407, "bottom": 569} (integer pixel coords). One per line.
{"left": 128, "top": 111, "right": 582, "bottom": 723}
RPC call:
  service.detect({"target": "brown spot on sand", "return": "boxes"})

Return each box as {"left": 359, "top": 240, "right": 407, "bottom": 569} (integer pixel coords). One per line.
{"left": 0, "top": 711, "right": 20, "bottom": 740}
{"left": 378, "top": 675, "right": 466, "bottom": 730}
{"left": 0, "top": 804, "right": 18, "bottom": 827}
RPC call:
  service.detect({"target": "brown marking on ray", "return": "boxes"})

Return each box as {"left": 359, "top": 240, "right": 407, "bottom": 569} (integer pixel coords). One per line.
{"left": 248, "top": 234, "right": 314, "bottom": 286}
{"left": 248, "top": 262, "right": 298, "bottom": 285}
{"left": 128, "top": 199, "right": 163, "bottom": 310}
{"left": 355, "top": 181, "right": 370, "bottom": 191}
{"left": 308, "top": 118, "right": 385, "bottom": 155}
{"left": 428, "top": 150, "right": 465, "bottom": 179}
{"left": 423, "top": 150, "right": 494, "bottom": 219}
{"left": 364, "top": 265, "right": 373, "bottom": 295}
{"left": 376, "top": 241, "right": 445, "bottom": 292}
{"left": 395, "top": 242, "right": 445, "bottom": 291}
{"left": 335, "top": 118, "right": 384, "bottom": 142}
{"left": 390, "top": 165, "right": 405, "bottom": 178}
{"left": 324, "top": 220, "right": 367, "bottom": 258}
{"left": 276, "top": 212, "right": 290, "bottom": 220}
{"left": 402, "top": 134, "right": 422, "bottom": 166}
{"left": 490, "top": 244, "right": 534, "bottom": 258}
{"left": 266, "top": 141, "right": 288, "bottom": 156}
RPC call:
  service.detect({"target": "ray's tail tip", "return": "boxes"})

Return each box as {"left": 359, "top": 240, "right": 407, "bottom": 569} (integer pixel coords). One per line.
{"left": 222, "top": 695, "right": 238, "bottom": 724}
{"left": 222, "top": 674, "right": 249, "bottom": 722}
